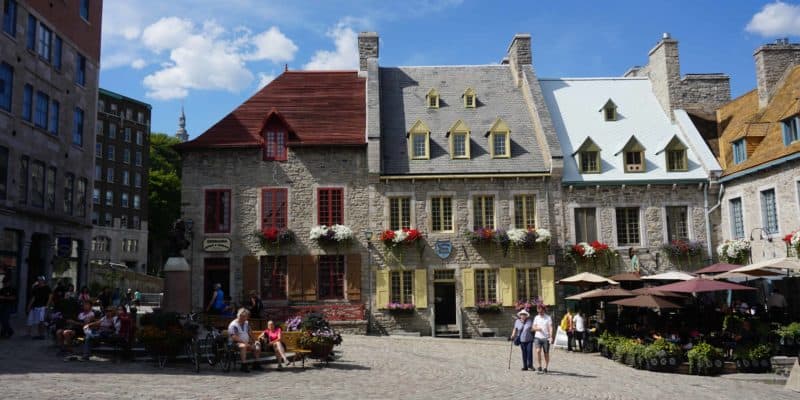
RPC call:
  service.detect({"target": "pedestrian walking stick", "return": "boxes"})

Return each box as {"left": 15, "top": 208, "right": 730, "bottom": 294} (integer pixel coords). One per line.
{"left": 508, "top": 340, "right": 513, "bottom": 370}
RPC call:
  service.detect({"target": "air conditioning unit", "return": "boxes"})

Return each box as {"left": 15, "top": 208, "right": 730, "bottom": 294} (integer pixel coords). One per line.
{"left": 626, "top": 164, "right": 643, "bottom": 172}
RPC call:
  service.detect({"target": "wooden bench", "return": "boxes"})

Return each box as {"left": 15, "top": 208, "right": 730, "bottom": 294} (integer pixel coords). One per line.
{"left": 235, "top": 330, "right": 310, "bottom": 368}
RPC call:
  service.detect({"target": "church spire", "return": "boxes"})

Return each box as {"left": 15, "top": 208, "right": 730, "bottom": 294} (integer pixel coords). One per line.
{"left": 175, "top": 105, "right": 188, "bottom": 142}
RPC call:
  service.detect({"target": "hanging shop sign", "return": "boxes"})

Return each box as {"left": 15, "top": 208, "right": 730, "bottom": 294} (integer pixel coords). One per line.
{"left": 203, "top": 237, "right": 231, "bottom": 253}
{"left": 434, "top": 240, "right": 453, "bottom": 260}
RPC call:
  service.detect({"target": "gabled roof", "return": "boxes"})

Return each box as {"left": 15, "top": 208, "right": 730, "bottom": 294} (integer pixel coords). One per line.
{"left": 613, "top": 135, "right": 646, "bottom": 156}
{"left": 716, "top": 65, "right": 800, "bottom": 177}
{"left": 539, "top": 77, "right": 718, "bottom": 183}
{"left": 655, "top": 135, "right": 687, "bottom": 155}
{"left": 447, "top": 119, "right": 470, "bottom": 136}
{"left": 571, "top": 137, "right": 601, "bottom": 156}
{"left": 176, "top": 71, "right": 366, "bottom": 150}
{"left": 599, "top": 98, "right": 617, "bottom": 112}
{"left": 379, "top": 65, "right": 548, "bottom": 175}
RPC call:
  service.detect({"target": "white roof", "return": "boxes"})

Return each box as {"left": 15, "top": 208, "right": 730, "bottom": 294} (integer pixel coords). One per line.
{"left": 538, "top": 78, "right": 718, "bottom": 184}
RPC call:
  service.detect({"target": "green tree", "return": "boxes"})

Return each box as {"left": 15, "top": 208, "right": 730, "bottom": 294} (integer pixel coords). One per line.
{"left": 148, "top": 133, "right": 182, "bottom": 274}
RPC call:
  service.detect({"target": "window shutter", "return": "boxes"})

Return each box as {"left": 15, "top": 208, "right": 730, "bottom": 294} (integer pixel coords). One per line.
{"left": 783, "top": 122, "right": 791, "bottom": 146}
{"left": 346, "top": 254, "right": 362, "bottom": 301}
{"left": 376, "top": 269, "right": 389, "bottom": 309}
{"left": 462, "top": 268, "right": 475, "bottom": 308}
{"left": 287, "top": 255, "right": 303, "bottom": 301}
{"left": 302, "top": 255, "right": 318, "bottom": 301}
{"left": 498, "top": 267, "right": 516, "bottom": 306}
{"left": 539, "top": 267, "right": 555, "bottom": 306}
{"left": 413, "top": 269, "right": 427, "bottom": 308}
{"left": 242, "top": 255, "right": 260, "bottom": 298}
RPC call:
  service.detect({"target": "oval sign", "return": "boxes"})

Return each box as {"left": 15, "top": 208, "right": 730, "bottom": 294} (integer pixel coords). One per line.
{"left": 434, "top": 240, "right": 452, "bottom": 260}
{"left": 203, "top": 237, "right": 231, "bottom": 253}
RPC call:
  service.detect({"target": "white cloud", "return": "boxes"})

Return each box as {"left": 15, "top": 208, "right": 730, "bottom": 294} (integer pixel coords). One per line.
{"left": 142, "top": 17, "right": 195, "bottom": 53}
{"left": 257, "top": 72, "right": 277, "bottom": 89}
{"left": 746, "top": 1, "right": 800, "bottom": 37}
{"left": 131, "top": 59, "right": 147, "bottom": 70}
{"left": 303, "top": 24, "right": 359, "bottom": 70}
{"left": 244, "top": 27, "right": 298, "bottom": 62}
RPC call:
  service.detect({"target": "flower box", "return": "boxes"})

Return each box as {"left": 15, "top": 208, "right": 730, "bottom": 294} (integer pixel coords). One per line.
{"left": 716, "top": 239, "right": 750, "bottom": 264}
{"left": 310, "top": 225, "right": 354, "bottom": 246}
{"left": 475, "top": 301, "right": 503, "bottom": 313}
{"left": 385, "top": 303, "right": 415, "bottom": 313}
{"left": 254, "top": 227, "right": 295, "bottom": 250}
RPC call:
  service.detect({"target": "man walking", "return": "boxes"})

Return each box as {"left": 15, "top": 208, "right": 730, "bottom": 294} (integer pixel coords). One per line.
{"left": 532, "top": 304, "right": 554, "bottom": 374}
{"left": 27, "top": 276, "right": 51, "bottom": 339}
{"left": 573, "top": 310, "right": 586, "bottom": 352}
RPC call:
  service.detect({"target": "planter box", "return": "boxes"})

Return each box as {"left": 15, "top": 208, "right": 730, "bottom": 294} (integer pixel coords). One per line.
{"left": 736, "top": 358, "right": 772, "bottom": 373}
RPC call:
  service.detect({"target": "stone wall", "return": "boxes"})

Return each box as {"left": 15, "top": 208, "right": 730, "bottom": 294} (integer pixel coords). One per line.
{"left": 719, "top": 157, "right": 800, "bottom": 264}
{"left": 180, "top": 146, "right": 371, "bottom": 310}
{"left": 563, "top": 184, "right": 712, "bottom": 273}
{"left": 463, "top": 309, "right": 516, "bottom": 338}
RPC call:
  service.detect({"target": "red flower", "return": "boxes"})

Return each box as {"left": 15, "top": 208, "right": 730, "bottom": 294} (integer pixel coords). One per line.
{"left": 261, "top": 227, "right": 279, "bottom": 242}
{"left": 590, "top": 241, "right": 609, "bottom": 252}
{"left": 784, "top": 233, "right": 794, "bottom": 244}
{"left": 573, "top": 244, "right": 585, "bottom": 256}
{"left": 380, "top": 230, "right": 395, "bottom": 242}
{"left": 404, "top": 229, "right": 421, "bottom": 243}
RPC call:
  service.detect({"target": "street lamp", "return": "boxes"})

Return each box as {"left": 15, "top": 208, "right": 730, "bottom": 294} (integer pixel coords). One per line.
{"left": 363, "top": 230, "right": 373, "bottom": 334}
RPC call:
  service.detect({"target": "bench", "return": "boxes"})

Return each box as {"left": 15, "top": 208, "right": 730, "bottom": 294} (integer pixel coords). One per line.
{"left": 223, "top": 330, "right": 310, "bottom": 368}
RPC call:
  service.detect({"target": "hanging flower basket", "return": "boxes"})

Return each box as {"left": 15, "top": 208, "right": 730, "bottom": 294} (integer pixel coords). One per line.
{"left": 253, "top": 227, "right": 295, "bottom": 251}
{"left": 465, "top": 227, "right": 494, "bottom": 245}
{"left": 386, "top": 302, "right": 416, "bottom": 314}
{"left": 310, "top": 225, "right": 353, "bottom": 247}
{"left": 566, "top": 241, "right": 618, "bottom": 273}
{"left": 661, "top": 240, "right": 704, "bottom": 257}
{"left": 475, "top": 301, "right": 503, "bottom": 313}
{"left": 782, "top": 230, "right": 800, "bottom": 257}
{"left": 717, "top": 239, "right": 750, "bottom": 264}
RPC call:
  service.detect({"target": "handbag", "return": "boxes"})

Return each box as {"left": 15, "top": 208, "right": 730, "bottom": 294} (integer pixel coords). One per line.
{"left": 513, "top": 335, "right": 521, "bottom": 346}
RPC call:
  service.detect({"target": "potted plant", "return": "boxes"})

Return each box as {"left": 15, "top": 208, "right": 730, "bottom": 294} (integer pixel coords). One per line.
{"left": 465, "top": 227, "right": 494, "bottom": 245}
{"left": 253, "top": 227, "right": 295, "bottom": 251}
{"left": 716, "top": 239, "right": 750, "bottom": 265}
{"left": 137, "top": 312, "right": 192, "bottom": 362}
{"left": 297, "top": 312, "right": 342, "bottom": 360}
{"left": 687, "top": 342, "right": 724, "bottom": 375}
{"left": 775, "top": 322, "right": 800, "bottom": 356}
{"left": 386, "top": 302, "right": 416, "bottom": 314}
{"left": 475, "top": 301, "right": 503, "bottom": 313}
{"left": 310, "top": 224, "right": 354, "bottom": 247}
{"left": 749, "top": 344, "right": 773, "bottom": 373}
{"left": 643, "top": 339, "right": 682, "bottom": 372}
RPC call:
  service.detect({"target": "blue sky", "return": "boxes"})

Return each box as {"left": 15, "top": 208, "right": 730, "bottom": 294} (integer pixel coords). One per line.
{"left": 98, "top": 1, "right": 800, "bottom": 139}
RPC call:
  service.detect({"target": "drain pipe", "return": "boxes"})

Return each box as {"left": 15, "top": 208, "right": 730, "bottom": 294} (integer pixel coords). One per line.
{"left": 704, "top": 182, "right": 725, "bottom": 262}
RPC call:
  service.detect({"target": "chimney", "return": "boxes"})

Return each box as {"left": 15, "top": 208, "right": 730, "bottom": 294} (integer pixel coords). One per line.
{"left": 754, "top": 39, "right": 800, "bottom": 108}
{"left": 506, "top": 34, "right": 532, "bottom": 85}
{"left": 358, "top": 32, "right": 379, "bottom": 71}
{"left": 646, "top": 33, "right": 681, "bottom": 116}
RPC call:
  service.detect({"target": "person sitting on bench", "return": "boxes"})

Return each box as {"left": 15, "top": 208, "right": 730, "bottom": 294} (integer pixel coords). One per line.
{"left": 81, "top": 307, "right": 120, "bottom": 360}
{"left": 228, "top": 308, "right": 262, "bottom": 373}
{"left": 57, "top": 300, "right": 95, "bottom": 354}
{"left": 259, "top": 320, "right": 290, "bottom": 367}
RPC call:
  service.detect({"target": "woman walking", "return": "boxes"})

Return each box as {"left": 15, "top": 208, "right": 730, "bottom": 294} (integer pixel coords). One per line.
{"left": 510, "top": 309, "right": 534, "bottom": 370}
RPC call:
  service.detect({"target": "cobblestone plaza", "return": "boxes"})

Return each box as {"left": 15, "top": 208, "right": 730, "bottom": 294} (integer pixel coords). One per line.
{"left": 0, "top": 334, "right": 795, "bottom": 400}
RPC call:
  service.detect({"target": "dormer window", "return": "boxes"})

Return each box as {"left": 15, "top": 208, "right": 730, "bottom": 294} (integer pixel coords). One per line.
{"left": 782, "top": 116, "right": 800, "bottom": 145}
{"left": 463, "top": 88, "right": 476, "bottom": 108}
{"left": 426, "top": 88, "right": 439, "bottom": 109}
{"left": 600, "top": 99, "right": 618, "bottom": 121}
{"left": 262, "top": 111, "right": 290, "bottom": 161}
{"left": 732, "top": 139, "right": 747, "bottom": 164}
{"left": 448, "top": 120, "right": 471, "bottom": 159}
{"left": 615, "top": 136, "right": 646, "bottom": 173}
{"left": 408, "top": 120, "right": 430, "bottom": 160}
{"left": 657, "top": 136, "right": 688, "bottom": 172}
{"left": 573, "top": 137, "right": 601, "bottom": 174}
{"left": 487, "top": 118, "right": 511, "bottom": 158}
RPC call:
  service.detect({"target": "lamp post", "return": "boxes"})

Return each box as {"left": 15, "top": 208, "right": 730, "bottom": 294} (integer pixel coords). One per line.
{"left": 185, "top": 219, "right": 194, "bottom": 310}
{"left": 364, "top": 230, "right": 373, "bottom": 334}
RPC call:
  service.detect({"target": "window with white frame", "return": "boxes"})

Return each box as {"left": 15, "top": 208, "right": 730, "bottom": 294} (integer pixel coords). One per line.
{"left": 761, "top": 189, "right": 778, "bottom": 235}
{"left": 616, "top": 207, "right": 640, "bottom": 246}
{"left": 729, "top": 198, "right": 744, "bottom": 239}
{"left": 665, "top": 206, "right": 689, "bottom": 242}
{"left": 514, "top": 195, "right": 535, "bottom": 229}
{"left": 389, "top": 197, "right": 411, "bottom": 230}
{"left": 430, "top": 196, "right": 452, "bottom": 232}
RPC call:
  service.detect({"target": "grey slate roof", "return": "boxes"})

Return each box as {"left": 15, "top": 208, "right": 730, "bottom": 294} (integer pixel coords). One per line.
{"left": 379, "top": 65, "right": 548, "bottom": 175}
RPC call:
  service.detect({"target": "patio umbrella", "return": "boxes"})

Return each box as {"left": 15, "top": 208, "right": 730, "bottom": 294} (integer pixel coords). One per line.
{"left": 630, "top": 287, "right": 686, "bottom": 298}
{"left": 557, "top": 272, "right": 618, "bottom": 286}
{"left": 712, "top": 269, "right": 783, "bottom": 280}
{"left": 728, "top": 257, "right": 800, "bottom": 276}
{"left": 581, "top": 287, "right": 636, "bottom": 299}
{"left": 609, "top": 272, "right": 641, "bottom": 282}
{"left": 641, "top": 271, "right": 695, "bottom": 281}
{"left": 564, "top": 288, "right": 605, "bottom": 301}
{"left": 610, "top": 294, "right": 682, "bottom": 309}
{"left": 693, "top": 263, "right": 740, "bottom": 275}
{"left": 652, "top": 278, "right": 756, "bottom": 293}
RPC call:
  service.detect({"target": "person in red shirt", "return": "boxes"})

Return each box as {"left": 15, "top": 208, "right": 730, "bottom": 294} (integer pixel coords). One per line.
{"left": 258, "top": 320, "right": 289, "bottom": 366}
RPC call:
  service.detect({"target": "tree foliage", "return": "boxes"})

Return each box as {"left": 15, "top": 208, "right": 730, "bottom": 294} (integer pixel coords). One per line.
{"left": 148, "top": 133, "right": 182, "bottom": 273}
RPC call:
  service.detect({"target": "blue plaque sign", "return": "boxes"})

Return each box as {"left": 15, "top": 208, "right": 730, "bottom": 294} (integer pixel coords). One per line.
{"left": 434, "top": 240, "right": 452, "bottom": 260}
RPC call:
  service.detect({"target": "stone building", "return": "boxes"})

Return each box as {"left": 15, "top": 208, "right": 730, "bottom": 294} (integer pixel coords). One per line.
{"left": 176, "top": 71, "right": 369, "bottom": 333}
{"left": 362, "top": 33, "right": 564, "bottom": 338}
{"left": 540, "top": 34, "right": 726, "bottom": 276}
{"left": 0, "top": 0, "right": 102, "bottom": 312}
{"left": 715, "top": 40, "right": 800, "bottom": 264}
{"left": 89, "top": 88, "right": 151, "bottom": 274}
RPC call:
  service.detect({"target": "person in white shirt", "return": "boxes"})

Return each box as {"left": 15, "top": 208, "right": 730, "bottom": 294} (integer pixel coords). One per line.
{"left": 532, "top": 304, "right": 554, "bottom": 373}
{"left": 767, "top": 288, "right": 788, "bottom": 323}
{"left": 82, "top": 307, "right": 120, "bottom": 360}
{"left": 572, "top": 310, "right": 586, "bottom": 352}
{"left": 228, "top": 308, "right": 262, "bottom": 373}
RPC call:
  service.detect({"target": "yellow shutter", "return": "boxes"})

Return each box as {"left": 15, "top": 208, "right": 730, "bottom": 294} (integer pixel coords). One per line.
{"left": 462, "top": 268, "right": 475, "bottom": 308}
{"left": 540, "top": 266, "right": 555, "bottom": 306}
{"left": 414, "top": 269, "right": 427, "bottom": 308}
{"left": 376, "top": 269, "right": 389, "bottom": 309}
{"left": 498, "top": 267, "right": 516, "bottom": 306}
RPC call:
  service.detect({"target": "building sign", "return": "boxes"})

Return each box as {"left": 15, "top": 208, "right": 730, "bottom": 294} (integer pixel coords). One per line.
{"left": 547, "top": 254, "right": 556, "bottom": 266}
{"left": 434, "top": 240, "right": 452, "bottom": 260}
{"left": 203, "top": 238, "right": 231, "bottom": 253}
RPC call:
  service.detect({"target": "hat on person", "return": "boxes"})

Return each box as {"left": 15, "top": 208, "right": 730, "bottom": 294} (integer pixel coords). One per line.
{"left": 36, "top": 275, "right": 46, "bottom": 281}
{"left": 517, "top": 310, "right": 530, "bottom": 317}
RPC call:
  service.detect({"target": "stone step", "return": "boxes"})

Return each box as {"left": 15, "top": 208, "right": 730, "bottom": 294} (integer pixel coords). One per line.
{"left": 391, "top": 331, "right": 421, "bottom": 337}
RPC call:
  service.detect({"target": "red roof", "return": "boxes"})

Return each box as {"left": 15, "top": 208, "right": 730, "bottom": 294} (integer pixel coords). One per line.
{"left": 177, "top": 71, "right": 365, "bottom": 150}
